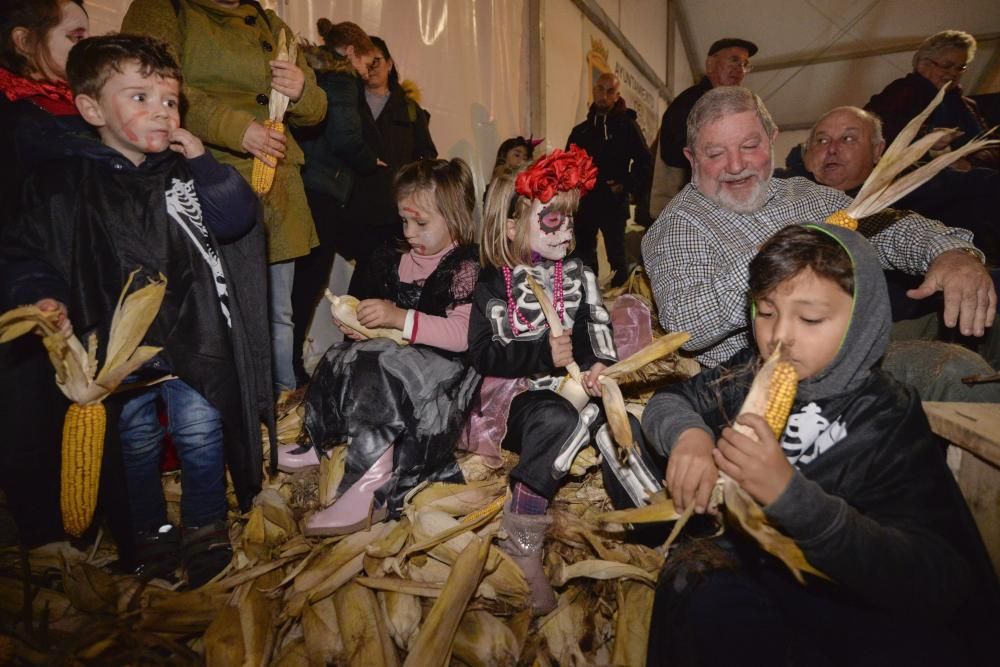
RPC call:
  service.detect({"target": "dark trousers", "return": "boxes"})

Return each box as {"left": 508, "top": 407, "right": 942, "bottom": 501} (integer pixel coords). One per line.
{"left": 648, "top": 556, "right": 966, "bottom": 667}
{"left": 502, "top": 390, "right": 600, "bottom": 499}
{"left": 573, "top": 204, "right": 627, "bottom": 279}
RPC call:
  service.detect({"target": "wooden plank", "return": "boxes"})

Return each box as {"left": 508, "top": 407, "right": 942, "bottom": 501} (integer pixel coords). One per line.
{"left": 922, "top": 402, "right": 1000, "bottom": 468}
{"left": 949, "top": 447, "right": 1000, "bottom": 577}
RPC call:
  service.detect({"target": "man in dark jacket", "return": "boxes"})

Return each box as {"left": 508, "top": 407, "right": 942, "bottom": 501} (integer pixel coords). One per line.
{"left": 567, "top": 72, "right": 650, "bottom": 286}
{"left": 654, "top": 37, "right": 757, "bottom": 211}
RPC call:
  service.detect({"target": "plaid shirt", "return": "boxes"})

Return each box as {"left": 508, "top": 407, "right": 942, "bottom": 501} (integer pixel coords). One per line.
{"left": 641, "top": 176, "right": 978, "bottom": 366}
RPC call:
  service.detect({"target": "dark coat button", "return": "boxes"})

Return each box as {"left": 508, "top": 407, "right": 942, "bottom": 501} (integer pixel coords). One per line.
{"left": 262, "top": 41, "right": 273, "bottom": 52}
{"left": 244, "top": 15, "right": 257, "bottom": 26}
{"left": 256, "top": 94, "right": 268, "bottom": 105}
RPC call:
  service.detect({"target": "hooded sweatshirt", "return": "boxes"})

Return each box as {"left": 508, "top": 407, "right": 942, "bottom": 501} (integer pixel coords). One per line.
{"left": 641, "top": 222, "right": 998, "bottom": 653}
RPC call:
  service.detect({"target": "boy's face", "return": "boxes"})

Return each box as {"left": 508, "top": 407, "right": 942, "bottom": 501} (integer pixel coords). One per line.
{"left": 523, "top": 198, "right": 573, "bottom": 261}
{"left": 76, "top": 61, "right": 180, "bottom": 166}
{"left": 753, "top": 268, "right": 853, "bottom": 380}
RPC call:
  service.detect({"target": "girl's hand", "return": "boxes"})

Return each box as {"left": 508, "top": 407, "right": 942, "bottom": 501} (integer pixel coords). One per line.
{"left": 270, "top": 60, "right": 305, "bottom": 102}
{"left": 582, "top": 362, "right": 607, "bottom": 397}
{"left": 334, "top": 319, "right": 366, "bottom": 341}
{"left": 242, "top": 121, "right": 286, "bottom": 166}
{"left": 356, "top": 299, "right": 406, "bottom": 330}
{"left": 666, "top": 429, "right": 719, "bottom": 514}
{"left": 713, "top": 414, "right": 794, "bottom": 507}
{"left": 549, "top": 331, "right": 573, "bottom": 368}
{"left": 168, "top": 127, "right": 205, "bottom": 159}
{"left": 35, "top": 298, "right": 72, "bottom": 338}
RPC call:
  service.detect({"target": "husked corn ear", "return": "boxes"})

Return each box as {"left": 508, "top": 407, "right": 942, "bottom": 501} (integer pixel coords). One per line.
{"left": 60, "top": 402, "right": 107, "bottom": 537}
{"left": 764, "top": 362, "right": 797, "bottom": 439}
{"left": 251, "top": 120, "right": 284, "bottom": 194}
{"left": 825, "top": 209, "right": 858, "bottom": 230}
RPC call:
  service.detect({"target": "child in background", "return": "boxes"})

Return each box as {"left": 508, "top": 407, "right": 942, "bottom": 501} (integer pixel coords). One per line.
{"left": 492, "top": 135, "right": 542, "bottom": 176}
{"left": 0, "top": 34, "right": 269, "bottom": 587}
{"left": 469, "top": 146, "right": 617, "bottom": 614}
{"left": 640, "top": 223, "right": 998, "bottom": 665}
{"left": 279, "top": 158, "right": 481, "bottom": 536}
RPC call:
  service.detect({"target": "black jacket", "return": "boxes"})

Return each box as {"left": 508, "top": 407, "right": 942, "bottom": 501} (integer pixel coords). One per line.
{"left": 1, "top": 141, "right": 273, "bottom": 514}
{"left": 343, "top": 81, "right": 437, "bottom": 231}
{"left": 566, "top": 97, "right": 651, "bottom": 219}
{"left": 297, "top": 53, "right": 379, "bottom": 205}
{"left": 658, "top": 76, "right": 713, "bottom": 180}
{"left": 645, "top": 347, "right": 999, "bottom": 659}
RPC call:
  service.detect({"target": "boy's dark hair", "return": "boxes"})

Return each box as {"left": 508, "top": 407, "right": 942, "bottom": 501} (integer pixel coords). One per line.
{"left": 66, "top": 33, "right": 182, "bottom": 99}
{"left": 749, "top": 225, "right": 854, "bottom": 301}
{"left": 0, "top": 0, "right": 85, "bottom": 78}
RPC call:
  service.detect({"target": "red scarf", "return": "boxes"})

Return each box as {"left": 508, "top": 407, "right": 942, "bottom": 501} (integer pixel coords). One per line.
{"left": 0, "top": 67, "right": 78, "bottom": 116}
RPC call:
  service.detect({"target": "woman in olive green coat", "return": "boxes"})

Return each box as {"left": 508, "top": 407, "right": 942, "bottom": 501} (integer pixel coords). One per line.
{"left": 122, "top": 0, "right": 328, "bottom": 392}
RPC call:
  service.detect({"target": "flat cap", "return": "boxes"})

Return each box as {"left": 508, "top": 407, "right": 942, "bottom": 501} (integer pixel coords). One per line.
{"left": 708, "top": 38, "right": 758, "bottom": 57}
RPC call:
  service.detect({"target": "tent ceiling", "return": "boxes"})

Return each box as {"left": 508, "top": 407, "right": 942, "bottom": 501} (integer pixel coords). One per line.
{"left": 675, "top": 0, "right": 1000, "bottom": 130}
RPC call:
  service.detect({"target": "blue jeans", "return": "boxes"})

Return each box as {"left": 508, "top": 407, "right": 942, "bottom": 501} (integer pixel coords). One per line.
{"left": 118, "top": 379, "right": 226, "bottom": 532}
{"left": 269, "top": 260, "right": 297, "bottom": 392}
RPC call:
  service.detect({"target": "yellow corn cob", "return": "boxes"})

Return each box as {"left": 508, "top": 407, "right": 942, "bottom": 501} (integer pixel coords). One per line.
{"left": 824, "top": 209, "right": 858, "bottom": 230}
{"left": 251, "top": 120, "right": 284, "bottom": 194}
{"left": 60, "top": 402, "right": 107, "bottom": 537}
{"left": 764, "top": 362, "right": 797, "bottom": 439}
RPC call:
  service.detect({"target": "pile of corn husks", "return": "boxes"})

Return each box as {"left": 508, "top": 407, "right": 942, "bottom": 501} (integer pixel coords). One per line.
{"left": 0, "top": 280, "right": 691, "bottom": 666}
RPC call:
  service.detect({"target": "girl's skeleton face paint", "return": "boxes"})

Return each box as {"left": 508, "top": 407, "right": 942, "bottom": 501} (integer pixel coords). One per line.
{"left": 527, "top": 198, "right": 573, "bottom": 261}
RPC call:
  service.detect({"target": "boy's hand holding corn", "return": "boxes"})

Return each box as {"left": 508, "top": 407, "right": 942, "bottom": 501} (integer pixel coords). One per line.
{"left": 581, "top": 362, "right": 606, "bottom": 397}
{"left": 715, "top": 413, "right": 795, "bottom": 506}
{"left": 34, "top": 298, "right": 72, "bottom": 338}
{"left": 667, "top": 428, "right": 718, "bottom": 514}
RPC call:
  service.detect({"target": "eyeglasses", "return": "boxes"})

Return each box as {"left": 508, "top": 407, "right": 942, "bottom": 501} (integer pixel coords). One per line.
{"left": 367, "top": 56, "right": 384, "bottom": 73}
{"left": 925, "top": 58, "right": 967, "bottom": 73}
{"left": 719, "top": 55, "right": 753, "bottom": 72}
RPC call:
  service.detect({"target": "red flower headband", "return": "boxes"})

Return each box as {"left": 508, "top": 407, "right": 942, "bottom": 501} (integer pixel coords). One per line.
{"left": 514, "top": 144, "right": 598, "bottom": 204}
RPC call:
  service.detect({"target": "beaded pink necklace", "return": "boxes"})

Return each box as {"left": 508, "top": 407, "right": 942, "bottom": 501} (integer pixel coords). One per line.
{"left": 502, "top": 260, "right": 565, "bottom": 332}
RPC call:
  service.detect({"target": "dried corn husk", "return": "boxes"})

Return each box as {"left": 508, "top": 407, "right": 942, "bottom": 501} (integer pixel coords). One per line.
{"left": 334, "top": 582, "right": 400, "bottom": 667}
{"left": 611, "top": 582, "right": 654, "bottom": 667}
{"left": 302, "top": 596, "right": 344, "bottom": 665}
{"left": 717, "top": 345, "right": 827, "bottom": 583}
{"left": 204, "top": 605, "right": 245, "bottom": 666}
{"left": 379, "top": 590, "right": 422, "bottom": 652}
{"left": 451, "top": 610, "right": 521, "bottom": 667}
{"left": 551, "top": 559, "right": 656, "bottom": 586}
{"left": 326, "top": 291, "right": 408, "bottom": 344}
{"left": 403, "top": 532, "right": 492, "bottom": 667}
{"left": 318, "top": 445, "right": 347, "bottom": 507}
{"left": 525, "top": 275, "right": 582, "bottom": 382}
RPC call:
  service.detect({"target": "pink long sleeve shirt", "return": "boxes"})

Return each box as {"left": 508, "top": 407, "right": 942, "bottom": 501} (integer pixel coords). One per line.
{"left": 398, "top": 243, "right": 472, "bottom": 352}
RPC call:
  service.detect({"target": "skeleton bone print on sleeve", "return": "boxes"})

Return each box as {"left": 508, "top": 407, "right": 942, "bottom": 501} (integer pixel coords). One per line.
{"left": 781, "top": 402, "right": 848, "bottom": 466}
{"left": 165, "top": 178, "right": 232, "bottom": 327}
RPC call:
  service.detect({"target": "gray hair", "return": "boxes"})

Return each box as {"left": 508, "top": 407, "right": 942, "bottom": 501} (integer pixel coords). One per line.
{"left": 913, "top": 30, "right": 976, "bottom": 69}
{"left": 686, "top": 86, "right": 776, "bottom": 153}
{"left": 806, "top": 106, "right": 884, "bottom": 152}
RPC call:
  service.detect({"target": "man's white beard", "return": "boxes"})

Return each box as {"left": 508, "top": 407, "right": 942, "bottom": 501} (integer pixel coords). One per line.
{"left": 693, "top": 147, "right": 774, "bottom": 214}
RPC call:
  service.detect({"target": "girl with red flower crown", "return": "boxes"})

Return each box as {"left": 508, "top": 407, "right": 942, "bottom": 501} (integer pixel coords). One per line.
{"left": 468, "top": 145, "right": 618, "bottom": 614}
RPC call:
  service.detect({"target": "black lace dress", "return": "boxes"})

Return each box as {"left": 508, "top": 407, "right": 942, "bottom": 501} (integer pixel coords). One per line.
{"left": 304, "top": 244, "right": 482, "bottom": 514}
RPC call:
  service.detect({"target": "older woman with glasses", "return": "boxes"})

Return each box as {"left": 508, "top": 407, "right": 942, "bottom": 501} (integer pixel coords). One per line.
{"left": 866, "top": 30, "right": 997, "bottom": 170}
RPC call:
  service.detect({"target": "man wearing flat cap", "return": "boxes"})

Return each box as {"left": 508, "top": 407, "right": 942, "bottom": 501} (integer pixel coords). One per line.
{"left": 650, "top": 38, "right": 758, "bottom": 215}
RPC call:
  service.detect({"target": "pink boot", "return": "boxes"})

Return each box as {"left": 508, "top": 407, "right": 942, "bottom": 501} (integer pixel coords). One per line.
{"left": 304, "top": 447, "right": 393, "bottom": 536}
{"left": 277, "top": 444, "right": 320, "bottom": 473}
{"left": 498, "top": 504, "right": 557, "bottom": 615}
